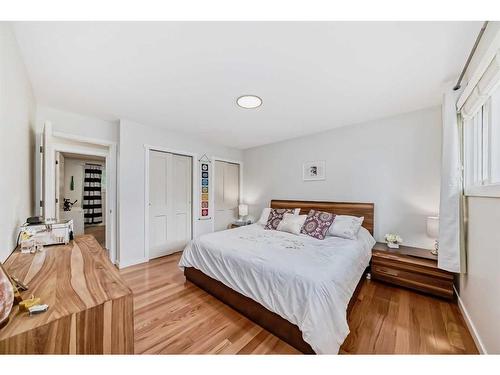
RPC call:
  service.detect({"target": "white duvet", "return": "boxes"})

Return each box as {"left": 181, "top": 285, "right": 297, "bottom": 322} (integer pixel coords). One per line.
{"left": 178, "top": 224, "right": 375, "bottom": 354}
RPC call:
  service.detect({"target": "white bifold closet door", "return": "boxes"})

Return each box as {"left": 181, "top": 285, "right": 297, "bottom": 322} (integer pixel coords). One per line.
{"left": 214, "top": 160, "right": 240, "bottom": 231}
{"left": 149, "top": 150, "right": 192, "bottom": 259}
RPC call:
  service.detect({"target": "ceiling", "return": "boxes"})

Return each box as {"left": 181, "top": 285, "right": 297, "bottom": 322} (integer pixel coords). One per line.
{"left": 13, "top": 21, "right": 481, "bottom": 149}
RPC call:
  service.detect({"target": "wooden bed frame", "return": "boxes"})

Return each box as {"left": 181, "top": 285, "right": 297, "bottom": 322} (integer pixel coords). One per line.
{"left": 184, "top": 199, "right": 375, "bottom": 354}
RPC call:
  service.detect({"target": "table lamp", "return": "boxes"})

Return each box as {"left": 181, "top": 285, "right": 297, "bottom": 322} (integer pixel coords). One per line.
{"left": 238, "top": 204, "right": 248, "bottom": 222}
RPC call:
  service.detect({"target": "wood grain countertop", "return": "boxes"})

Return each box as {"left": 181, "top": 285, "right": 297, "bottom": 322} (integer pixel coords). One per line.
{"left": 0, "top": 235, "right": 132, "bottom": 342}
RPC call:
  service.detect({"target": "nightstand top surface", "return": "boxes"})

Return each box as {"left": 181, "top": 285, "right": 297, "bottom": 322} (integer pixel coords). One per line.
{"left": 373, "top": 242, "right": 437, "bottom": 260}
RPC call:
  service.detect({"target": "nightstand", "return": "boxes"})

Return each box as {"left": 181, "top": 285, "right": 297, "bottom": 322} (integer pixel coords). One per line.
{"left": 371, "top": 242, "right": 454, "bottom": 299}
{"left": 230, "top": 222, "right": 251, "bottom": 229}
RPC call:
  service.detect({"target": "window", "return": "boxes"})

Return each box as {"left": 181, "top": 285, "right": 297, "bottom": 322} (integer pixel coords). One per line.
{"left": 463, "top": 84, "right": 500, "bottom": 196}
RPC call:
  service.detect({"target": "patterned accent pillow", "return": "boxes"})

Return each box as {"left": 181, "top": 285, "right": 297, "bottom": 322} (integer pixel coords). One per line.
{"left": 300, "top": 209, "right": 336, "bottom": 240}
{"left": 264, "top": 208, "right": 295, "bottom": 230}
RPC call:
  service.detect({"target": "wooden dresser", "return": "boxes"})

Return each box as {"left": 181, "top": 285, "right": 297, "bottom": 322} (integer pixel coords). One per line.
{"left": 0, "top": 235, "right": 134, "bottom": 354}
{"left": 371, "top": 242, "right": 454, "bottom": 299}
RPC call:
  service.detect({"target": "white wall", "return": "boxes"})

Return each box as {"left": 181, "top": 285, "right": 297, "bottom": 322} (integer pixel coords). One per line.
{"left": 0, "top": 23, "right": 36, "bottom": 261}
{"left": 243, "top": 107, "right": 442, "bottom": 249}
{"left": 118, "top": 119, "right": 243, "bottom": 267}
{"left": 36, "top": 105, "right": 118, "bottom": 142}
{"left": 458, "top": 197, "right": 500, "bottom": 354}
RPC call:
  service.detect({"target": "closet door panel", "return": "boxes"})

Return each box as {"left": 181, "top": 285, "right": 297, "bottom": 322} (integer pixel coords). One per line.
{"left": 223, "top": 162, "right": 239, "bottom": 210}
{"left": 214, "top": 161, "right": 240, "bottom": 231}
{"left": 172, "top": 154, "right": 192, "bottom": 247}
{"left": 149, "top": 151, "right": 170, "bottom": 259}
{"left": 151, "top": 216, "right": 168, "bottom": 249}
{"left": 214, "top": 161, "right": 225, "bottom": 208}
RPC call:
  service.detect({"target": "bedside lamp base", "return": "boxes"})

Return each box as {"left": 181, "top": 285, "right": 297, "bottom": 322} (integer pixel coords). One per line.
{"left": 430, "top": 240, "right": 439, "bottom": 256}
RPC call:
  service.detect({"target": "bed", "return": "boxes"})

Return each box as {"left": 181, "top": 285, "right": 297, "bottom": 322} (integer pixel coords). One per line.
{"left": 179, "top": 200, "right": 375, "bottom": 354}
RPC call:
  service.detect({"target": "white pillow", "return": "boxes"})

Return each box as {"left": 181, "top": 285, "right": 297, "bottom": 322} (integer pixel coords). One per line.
{"left": 328, "top": 215, "right": 364, "bottom": 240}
{"left": 257, "top": 207, "right": 301, "bottom": 225}
{"left": 277, "top": 213, "right": 307, "bottom": 235}
{"left": 258, "top": 208, "right": 272, "bottom": 225}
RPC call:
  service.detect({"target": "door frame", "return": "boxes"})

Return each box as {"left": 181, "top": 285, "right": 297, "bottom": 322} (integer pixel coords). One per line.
{"left": 211, "top": 156, "right": 243, "bottom": 232}
{"left": 144, "top": 144, "right": 197, "bottom": 261}
{"left": 41, "top": 122, "right": 118, "bottom": 264}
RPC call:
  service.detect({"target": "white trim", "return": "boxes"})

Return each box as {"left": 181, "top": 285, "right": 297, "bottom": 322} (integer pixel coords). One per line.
{"left": 464, "top": 184, "right": 500, "bottom": 198}
{"left": 42, "top": 124, "right": 118, "bottom": 264}
{"left": 116, "top": 257, "right": 148, "bottom": 269}
{"left": 52, "top": 130, "right": 117, "bottom": 146}
{"left": 454, "top": 286, "right": 487, "bottom": 354}
{"left": 143, "top": 144, "right": 197, "bottom": 261}
{"left": 211, "top": 156, "right": 244, "bottom": 233}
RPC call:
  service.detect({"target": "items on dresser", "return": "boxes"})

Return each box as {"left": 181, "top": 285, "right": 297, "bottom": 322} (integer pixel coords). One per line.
{"left": 18, "top": 296, "right": 40, "bottom": 312}
{"left": 371, "top": 242, "right": 454, "bottom": 299}
{"left": 19, "top": 219, "right": 73, "bottom": 247}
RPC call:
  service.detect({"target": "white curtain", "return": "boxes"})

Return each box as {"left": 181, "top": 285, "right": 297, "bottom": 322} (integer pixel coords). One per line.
{"left": 438, "top": 89, "right": 462, "bottom": 273}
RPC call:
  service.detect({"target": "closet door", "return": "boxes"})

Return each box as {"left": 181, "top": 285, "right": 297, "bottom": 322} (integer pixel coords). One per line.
{"left": 149, "top": 151, "right": 192, "bottom": 259}
{"left": 214, "top": 161, "right": 240, "bottom": 231}
{"left": 149, "top": 151, "right": 170, "bottom": 259}
{"left": 170, "top": 154, "right": 192, "bottom": 250}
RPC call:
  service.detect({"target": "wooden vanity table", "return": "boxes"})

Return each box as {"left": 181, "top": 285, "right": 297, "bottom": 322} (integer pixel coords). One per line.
{"left": 0, "top": 235, "right": 134, "bottom": 354}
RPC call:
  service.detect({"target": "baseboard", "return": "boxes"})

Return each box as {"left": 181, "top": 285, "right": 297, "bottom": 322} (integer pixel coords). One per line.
{"left": 454, "top": 286, "right": 487, "bottom": 354}
{"left": 116, "top": 257, "right": 148, "bottom": 269}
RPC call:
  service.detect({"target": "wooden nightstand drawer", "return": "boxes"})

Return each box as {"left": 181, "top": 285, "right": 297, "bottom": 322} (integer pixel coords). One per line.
{"left": 371, "top": 257, "right": 454, "bottom": 281}
{"left": 371, "top": 265, "right": 454, "bottom": 299}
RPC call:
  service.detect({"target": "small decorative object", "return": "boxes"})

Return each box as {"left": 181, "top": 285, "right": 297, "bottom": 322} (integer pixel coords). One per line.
{"left": 0, "top": 263, "right": 15, "bottom": 328}
{"left": 28, "top": 304, "right": 49, "bottom": 316}
{"left": 20, "top": 230, "right": 35, "bottom": 254}
{"left": 238, "top": 204, "right": 248, "bottom": 222}
{"left": 19, "top": 230, "right": 44, "bottom": 254}
{"left": 426, "top": 216, "right": 439, "bottom": 256}
{"left": 303, "top": 160, "right": 326, "bottom": 181}
{"left": 70, "top": 176, "right": 75, "bottom": 191}
{"left": 63, "top": 198, "right": 77, "bottom": 211}
{"left": 385, "top": 233, "right": 403, "bottom": 249}
{"left": 10, "top": 275, "right": 28, "bottom": 292}
{"left": 19, "top": 295, "right": 41, "bottom": 312}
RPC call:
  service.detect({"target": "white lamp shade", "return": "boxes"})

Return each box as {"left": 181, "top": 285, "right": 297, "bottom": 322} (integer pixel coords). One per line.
{"left": 426, "top": 216, "right": 439, "bottom": 239}
{"left": 238, "top": 204, "right": 248, "bottom": 217}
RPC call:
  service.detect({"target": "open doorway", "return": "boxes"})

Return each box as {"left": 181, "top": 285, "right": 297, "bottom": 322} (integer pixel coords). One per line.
{"left": 57, "top": 152, "right": 107, "bottom": 248}
{"left": 38, "top": 122, "right": 117, "bottom": 264}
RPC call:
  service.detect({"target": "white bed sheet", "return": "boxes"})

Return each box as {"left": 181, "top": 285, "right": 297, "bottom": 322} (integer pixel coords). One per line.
{"left": 178, "top": 224, "right": 375, "bottom": 354}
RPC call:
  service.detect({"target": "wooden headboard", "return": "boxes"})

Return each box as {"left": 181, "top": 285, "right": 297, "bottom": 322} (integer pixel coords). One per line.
{"left": 270, "top": 199, "right": 374, "bottom": 235}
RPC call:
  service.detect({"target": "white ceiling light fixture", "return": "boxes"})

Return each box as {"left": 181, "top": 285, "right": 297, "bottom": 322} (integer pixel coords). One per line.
{"left": 237, "top": 95, "right": 262, "bottom": 109}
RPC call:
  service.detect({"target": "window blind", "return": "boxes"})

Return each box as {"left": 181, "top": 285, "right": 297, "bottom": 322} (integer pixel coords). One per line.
{"left": 460, "top": 51, "right": 500, "bottom": 118}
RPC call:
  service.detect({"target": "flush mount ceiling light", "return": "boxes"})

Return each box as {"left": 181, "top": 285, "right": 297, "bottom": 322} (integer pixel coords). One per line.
{"left": 237, "top": 95, "right": 262, "bottom": 109}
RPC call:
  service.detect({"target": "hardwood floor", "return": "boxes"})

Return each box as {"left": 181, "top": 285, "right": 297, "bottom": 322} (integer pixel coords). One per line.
{"left": 119, "top": 252, "right": 478, "bottom": 355}
{"left": 85, "top": 225, "right": 105, "bottom": 247}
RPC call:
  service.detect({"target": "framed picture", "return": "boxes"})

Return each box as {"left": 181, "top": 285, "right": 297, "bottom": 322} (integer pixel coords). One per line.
{"left": 303, "top": 160, "right": 326, "bottom": 181}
